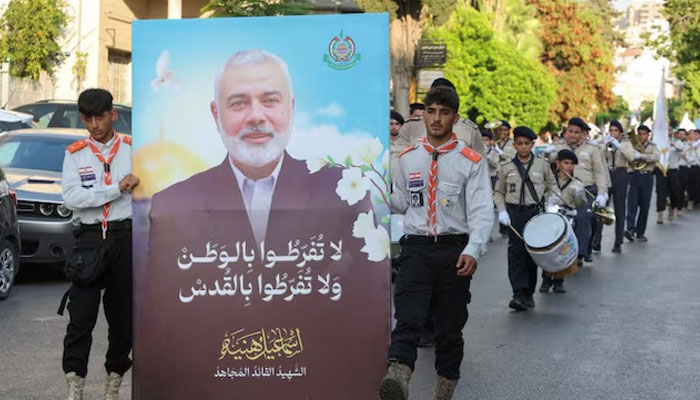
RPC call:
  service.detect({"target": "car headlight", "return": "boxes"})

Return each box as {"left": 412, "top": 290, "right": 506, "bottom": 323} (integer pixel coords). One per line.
{"left": 39, "top": 203, "right": 55, "bottom": 216}
{"left": 56, "top": 204, "right": 72, "bottom": 218}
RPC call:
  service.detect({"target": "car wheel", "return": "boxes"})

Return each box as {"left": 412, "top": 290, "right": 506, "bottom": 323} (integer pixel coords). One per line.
{"left": 0, "top": 240, "right": 18, "bottom": 300}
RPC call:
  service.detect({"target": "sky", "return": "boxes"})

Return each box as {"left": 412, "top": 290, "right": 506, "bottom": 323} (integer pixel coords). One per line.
{"left": 612, "top": 0, "right": 663, "bottom": 11}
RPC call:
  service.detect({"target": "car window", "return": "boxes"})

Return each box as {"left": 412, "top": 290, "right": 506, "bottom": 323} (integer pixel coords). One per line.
{"left": 0, "top": 135, "right": 75, "bottom": 172}
{"left": 114, "top": 108, "right": 131, "bottom": 134}
{"left": 0, "top": 121, "right": 25, "bottom": 132}
{"left": 14, "top": 104, "right": 56, "bottom": 128}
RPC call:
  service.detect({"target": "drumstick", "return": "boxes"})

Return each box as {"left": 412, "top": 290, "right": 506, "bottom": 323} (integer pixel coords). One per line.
{"left": 508, "top": 224, "right": 524, "bottom": 240}
{"left": 561, "top": 170, "right": 597, "bottom": 199}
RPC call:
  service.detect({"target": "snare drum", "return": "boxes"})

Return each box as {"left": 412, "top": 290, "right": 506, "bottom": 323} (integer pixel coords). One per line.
{"left": 522, "top": 213, "right": 579, "bottom": 274}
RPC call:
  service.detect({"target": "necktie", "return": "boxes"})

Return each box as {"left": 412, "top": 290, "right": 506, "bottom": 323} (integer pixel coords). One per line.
{"left": 421, "top": 133, "right": 458, "bottom": 237}
{"left": 88, "top": 133, "right": 122, "bottom": 239}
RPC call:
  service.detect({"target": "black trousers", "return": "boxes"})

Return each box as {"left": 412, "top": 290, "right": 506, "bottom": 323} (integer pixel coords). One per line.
{"left": 609, "top": 169, "right": 629, "bottom": 246}
{"left": 506, "top": 204, "right": 539, "bottom": 295}
{"left": 690, "top": 166, "right": 700, "bottom": 203}
{"left": 63, "top": 225, "right": 133, "bottom": 378}
{"left": 679, "top": 166, "right": 690, "bottom": 207}
{"left": 389, "top": 235, "right": 471, "bottom": 381}
{"left": 655, "top": 167, "right": 669, "bottom": 212}
{"left": 574, "top": 186, "right": 597, "bottom": 258}
{"left": 627, "top": 172, "right": 654, "bottom": 236}
{"left": 667, "top": 168, "right": 681, "bottom": 209}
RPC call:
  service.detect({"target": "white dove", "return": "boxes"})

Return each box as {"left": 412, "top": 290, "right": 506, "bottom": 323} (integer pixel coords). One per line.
{"left": 151, "top": 50, "right": 179, "bottom": 91}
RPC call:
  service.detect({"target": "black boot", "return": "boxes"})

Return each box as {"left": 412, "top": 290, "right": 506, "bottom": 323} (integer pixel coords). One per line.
{"left": 552, "top": 279, "right": 566, "bottom": 293}
{"left": 539, "top": 275, "right": 553, "bottom": 293}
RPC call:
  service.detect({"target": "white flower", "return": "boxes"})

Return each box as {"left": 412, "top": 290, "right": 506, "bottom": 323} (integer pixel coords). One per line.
{"left": 381, "top": 150, "right": 389, "bottom": 172}
{"left": 352, "top": 210, "right": 375, "bottom": 238}
{"left": 336, "top": 168, "right": 369, "bottom": 205}
{"left": 361, "top": 226, "right": 391, "bottom": 262}
{"left": 306, "top": 158, "right": 326, "bottom": 174}
{"left": 353, "top": 137, "right": 383, "bottom": 166}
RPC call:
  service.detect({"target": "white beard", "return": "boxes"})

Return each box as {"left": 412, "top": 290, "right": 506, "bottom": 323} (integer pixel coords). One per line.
{"left": 217, "top": 119, "right": 291, "bottom": 168}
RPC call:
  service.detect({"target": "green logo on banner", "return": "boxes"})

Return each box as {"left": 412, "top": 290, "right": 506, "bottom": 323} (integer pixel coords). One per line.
{"left": 324, "top": 30, "right": 361, "bottom": 70}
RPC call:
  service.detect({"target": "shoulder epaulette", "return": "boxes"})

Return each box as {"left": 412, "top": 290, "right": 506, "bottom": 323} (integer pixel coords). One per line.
{"left": 460, "top": 146, "right": 482, "bottom": 163}
{"left": 460, "top": 118, "right": 479, "bottom": 129}
{"left": 407, "top": 116, "right": 422, "bottom": 122}
{"left": 399, "top": 144, "right": 419, "bottom": 158}
{"left": 121, "top": 135, "right": 132, "bottom": 145}
{"left": 67, "top": 139, "right": 88, "bottom": 154}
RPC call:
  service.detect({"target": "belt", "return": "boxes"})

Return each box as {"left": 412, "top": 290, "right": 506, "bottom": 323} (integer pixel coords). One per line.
{"left": 506, "top": 203, "right": 540, "bottom": 211}
{"left": 633, "top": 171, "right": 653, "bottom": 175}
{"left": 401, "top": 234, "right": 468, "bottom": 246}
{"left": 610, "top": 167, "right": 627, "bottom": 171}
{"left": 81, "top": 219, "right": 132, "bottom": 231}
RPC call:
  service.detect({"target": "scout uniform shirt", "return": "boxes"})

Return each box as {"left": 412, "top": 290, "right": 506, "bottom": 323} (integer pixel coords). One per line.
{"left": 555, "top": 174, "right": 588, "bottom": 209}
{"left": 391, "top": 135, "right": 494, "bottom": 262}
{"left": 604, "top": 139, "right": 636, "bottom": 170}
{"left": 627, "top": 141, "right": 660, "bottom": 173}
{"left": 591, "top": 140, "right": 611, "bottom": 188}
{"left": 496, "top": 137, "right": 517, "bottom": 163}
{"left": 494, "top": 155, "right": 559, "bottom": 212}
{"left": 669, "top": 139, "right": 689, "bottom": 170}
{"left": 391, "top": 117, "right": 486, "bottom": 160}
{"left": 62, "top": 133, "right": 133, "bottom": 225}
{"left": 485, "top": 145, "right": 501, "bottom": 178}
{"left": 549, "top": 140, "right": 608, "bottom": 192}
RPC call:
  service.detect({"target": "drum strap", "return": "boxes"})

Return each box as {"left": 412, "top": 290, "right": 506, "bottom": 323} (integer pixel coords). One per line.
{"left": 512, "top": 155, "right": 541, "bottom": 207}
{"left": 555, "top": 174, "right": 572, "bottom": 191}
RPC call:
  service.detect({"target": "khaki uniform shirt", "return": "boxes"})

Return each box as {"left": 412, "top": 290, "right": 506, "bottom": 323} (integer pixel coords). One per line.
{"left": 669, "top": 139, "right": 688, "bottom": 170}
{"left": 629, "top": 142, "right": 660, "bottom": 173}
{"left": 548, "top": 141, "right": 608, "bottom": 192}
{"left": 391, "top": 140, "right": 494, "bottom": 262}
{"left": 496, "top": 137, "right": 517, "bottom": 163}
{"left": 494, "top": 155, "right": 559, "bottom": 211}
{"left": 604, "top": 140, "right": 636, "bottom": 170}
{"left": 556, "top": 175, "right": 588, "bottom": 209}
{"left": 485, "top": 146, "right": 500, "bottom": 178}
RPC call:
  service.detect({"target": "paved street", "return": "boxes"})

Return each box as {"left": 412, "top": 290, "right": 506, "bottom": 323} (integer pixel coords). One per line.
{"left": 2, "top": 208, "right": 700, "bottom": 399}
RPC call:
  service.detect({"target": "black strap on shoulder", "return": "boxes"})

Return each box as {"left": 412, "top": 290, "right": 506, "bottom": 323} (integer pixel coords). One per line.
{"left": 555, "top": 174, "right": 572, "bottom": 191}
{"left": 57, "top": 289, "right": 70, "bottom": 316}
{"left": 513, "top": 155, "right": 541, "bottom": 207}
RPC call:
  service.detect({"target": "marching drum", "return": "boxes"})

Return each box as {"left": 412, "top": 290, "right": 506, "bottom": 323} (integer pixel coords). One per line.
{"left": 522, "top": 212, "right": 579, "bottom": 278}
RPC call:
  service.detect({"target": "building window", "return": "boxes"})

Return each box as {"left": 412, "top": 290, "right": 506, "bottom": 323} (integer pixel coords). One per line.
{"left": 108, "top": 49, "right": 131, "bottom": 104}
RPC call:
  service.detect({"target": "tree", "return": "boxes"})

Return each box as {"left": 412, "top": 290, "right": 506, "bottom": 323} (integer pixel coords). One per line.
{"left": 646, "top": 0, "right": 700, "bottom": 119}
{"left": 472, "top": 0, "right": 544, "bottom": 61}
{"left": 595, "top": 95, "right": 630, "bottom": 126}
{"left": 427, "top": 2, "right": 557, "bottom": 131}
{"left": 355, "top": 0, "right": 455, "bottom": 116}
{"left": 526, "top": 0, "right": 616, "bottom": 125}
{"left": 0, "top": 0, "right": 68, "bottom": 79}
{"left": 639, "top": 98, "right": 684, "bottom": 127}
{"left": 202, "top": 0, "right": 312, "bottom": 16}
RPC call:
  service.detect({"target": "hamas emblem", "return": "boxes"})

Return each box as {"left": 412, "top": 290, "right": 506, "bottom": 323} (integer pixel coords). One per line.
{"left": 324, "top": 30, "right": 361, "bottom": 70}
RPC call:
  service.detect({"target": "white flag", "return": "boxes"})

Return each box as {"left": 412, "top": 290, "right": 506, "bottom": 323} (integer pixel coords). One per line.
{"left": 652, "top": 68, "right": 669, "bottom": 170}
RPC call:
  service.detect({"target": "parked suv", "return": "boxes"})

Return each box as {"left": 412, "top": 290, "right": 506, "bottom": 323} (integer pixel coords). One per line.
{"left": 13, "top": 100, "right": 131, "bottom": 134}
{"left": 0, "top": 164, "right": 21, "bottom": 300}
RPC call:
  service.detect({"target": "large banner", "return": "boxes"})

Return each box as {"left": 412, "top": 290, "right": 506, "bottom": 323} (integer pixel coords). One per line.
{"left": 131, "top": 14, "right": 390, "bottom": 399}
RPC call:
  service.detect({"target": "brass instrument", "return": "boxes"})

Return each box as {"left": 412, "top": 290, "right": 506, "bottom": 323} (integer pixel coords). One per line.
{"left": 561, "top": 171, "right": 616, "bottom": 226}
{"left": 627, "top": 129, "right": 648, "bottom": 171}
{"left": 485, "top": 120, "right": 502, "bottom": 130}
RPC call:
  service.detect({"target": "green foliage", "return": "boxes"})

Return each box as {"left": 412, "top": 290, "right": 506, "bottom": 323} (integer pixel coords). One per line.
{"left": 427, "top": 2, "right": 557, "bottom": 131}
{"left": 639, "top": 98, "right": 685, "bottom": 127}
{"left": 72, "top": 51, "right": 87, "bottom": 86}
{"left": 595, "top": 95, "right": 630, "bottom": 126}
{"left": 474, "top": 0, "right": 543, "bottom": 60}
{"left": 527, "top": 0, "right": 616, "bottom": 124}
{"left": 0, "top": 0, "right": 68, "bottom": 79}
{"left": 354, "top": 0, "right": 399, "bottom": 18}
{"left": 647, "top": 0, "right": 700, "bottom": 119}
{"left": 202, "top": 0, "right": 312, "bottom": 17}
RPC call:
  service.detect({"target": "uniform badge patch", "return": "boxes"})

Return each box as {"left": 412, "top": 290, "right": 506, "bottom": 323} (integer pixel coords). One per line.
{"left": 411, "top": 192, "right": 424, "bottom": 207}
{"left": 509, "top": 183, "right": 517, "bottom": 193}
{"left": 408, "top": 172, "right": 425, "bottom": 190}
{"left": 79, "top": 166, "right": 96, "bottom": 182}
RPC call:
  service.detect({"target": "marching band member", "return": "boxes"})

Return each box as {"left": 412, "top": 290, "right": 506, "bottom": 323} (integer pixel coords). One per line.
{"left": 589, "top": 129, "right": 611, "bottom": 253}
{"left": 495, "top": 120, "right": 517, "bottom": 163}
{"left": 544, "top": 118, "right": 608, "bottom": 265}
{"left": 540, "top": 150, "right": 587, "bottom": 293}
{"left": 381, "top": 86, "right": 493, "bottom": 400}
{"left": 687, "top": 129, "right": 700, "bottom": 210}
{"left": 665, "top": 129, "right": 688, "bottom": 221}
{"left": 678, "top": 129, "right": 690, "bottom": 214}
{"left": 603, "top": 120, "right": 636, "bottom": 252}
{"left": 625, "top": 125, "right": 660, "bottom": 242}
{"left": 481, "top": 128, "right": 501, "bottom": 188}
{"left": 494, "top": 126, "right": 559, "bottom": 311}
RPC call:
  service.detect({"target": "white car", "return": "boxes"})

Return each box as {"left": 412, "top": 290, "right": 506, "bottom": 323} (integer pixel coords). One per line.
{"left": 0, "top": 109, "right": 35, "bottom": 132}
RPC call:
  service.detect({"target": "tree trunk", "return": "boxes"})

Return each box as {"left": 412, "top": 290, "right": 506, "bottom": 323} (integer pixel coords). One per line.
{"left": 390, "top": 15, "right": 422, "bottom": 117}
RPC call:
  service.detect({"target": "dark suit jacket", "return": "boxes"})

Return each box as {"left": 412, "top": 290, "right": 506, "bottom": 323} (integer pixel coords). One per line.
{"left": 133, "top": 153, "right": 388, "bottom": 399}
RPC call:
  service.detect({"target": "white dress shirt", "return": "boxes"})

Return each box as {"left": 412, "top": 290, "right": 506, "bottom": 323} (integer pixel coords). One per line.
{"left": 61, "top": 134, "right": 132, "bottom": 224}
{"left": 229, "top": 156, "right": 284, "bottom": 245}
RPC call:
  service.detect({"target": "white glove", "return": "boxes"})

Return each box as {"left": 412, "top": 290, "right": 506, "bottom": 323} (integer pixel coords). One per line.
{"left": 606, "top": 136, "right": 620, "bottom": 149}
{"left": 493, "top": 146, "right": 504, "bottom": 155}
{"left": 546, "top": 195, "right": 563, "bottom": 207}
{"left": 543, "top": 145, "right": 557, "bottom": 155}
{"left": 633, "top": 150, "right": 642, "bottom": 160}
{"left": 595, "top": 194, "right": 607, "bottom": 207}
{"left": 498, "top": 210, "right": 511, "bottom": 226}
